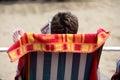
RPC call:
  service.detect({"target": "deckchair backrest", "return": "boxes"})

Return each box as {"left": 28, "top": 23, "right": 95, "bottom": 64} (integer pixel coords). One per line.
{"left": 7, "top": 28, "right": 110, "bottom": 80}
{"left": 22, "top": 47, "right": 102, "bottom": 80}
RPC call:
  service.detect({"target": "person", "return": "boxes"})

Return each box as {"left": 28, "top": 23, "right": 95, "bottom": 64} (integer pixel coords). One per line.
{"left": 13, "top": 12, "right": 79, "bottom": 80}
{"left": 51, "top": 12, "right": 79, "bottom": 34}
{"left": 12, "top": 28, "right": 24, "bottom": 42}
{"left": 41, "top": 12, "right": 79, "bottom": 34}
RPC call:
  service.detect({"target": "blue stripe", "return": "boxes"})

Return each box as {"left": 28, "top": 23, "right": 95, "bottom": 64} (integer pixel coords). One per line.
{"left": 30, "top": 52, "right": 37, "bottom": 80}
{"left": 57, "top": 52, "right": 66, "bottom": 80}
{"left": 43, "top": 52, "right": 52, "bottom": 80}
{"left": 84, "top": 54, "right": 93, "bottom": 80}
{"left": 71, "top": 53, "right": 80, "bottom": 80}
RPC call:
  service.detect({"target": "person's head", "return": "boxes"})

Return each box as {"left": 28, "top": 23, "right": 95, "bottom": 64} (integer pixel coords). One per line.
{"left": 51, "top": 12, "right": 79, "bottom": 34}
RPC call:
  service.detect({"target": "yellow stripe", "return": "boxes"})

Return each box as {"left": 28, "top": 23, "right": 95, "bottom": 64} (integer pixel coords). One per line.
{"left": 82, "top": 34, "right": 85, "bottom": 43}
{"left": 23, "top": 46, "right": 26, "bottom": 54}
{"left": 81, "top": 44, "right": 89, "bottom": 52}
{"left": 55, "top": 43, "right": 62, "bottom": 51}
{"left": 88, "top": 44, "right": 94, "bottom": 52}
{"left": 97, "top": 32, "right": 107, "bottom": 44}
{"left": 63, "top": 34, "right": 66, "bottom": 42}
{"left": 41, "top": 43, "right": 46, "bottom": 51}
{"left": 28, "top": 33, "right": 34, "bottom": 43}
{"left": 34, "top": 43, "right": 41, "bottom": 51}
{"left": 75, "top": 34, "right": 82, "bottom": 43}
{"left": 71, "top": 43, "right": 75, "bottom": 51}
{"left": 42, "top": 35, "right": 55, "bottom": 40}
{"left": 67, "top": 44, "right": 71, "bottom": 51}
{"left": 98, "top": 37, "right": 103, "bottom": 44}
{"left": 9, "top": 51, "right": 17, "bottom": 61}
{"left": 67, "top": 34, "right": 73, "bottom": 43}
{"left": 19, "top": 38, "right": 22, "bottom": 47}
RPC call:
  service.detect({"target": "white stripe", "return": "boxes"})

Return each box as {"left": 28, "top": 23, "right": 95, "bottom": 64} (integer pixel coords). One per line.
{"left": 78, "top": 54, "right": 87, "bottom": 80}
{"left": 50, "top": 52, "right": 59, "bottom": 80}
{"left": 36, "top": 52, "right": 44, "bottom": 80}
{"left": 64, "top": 53, "right": 73, "bottom": 80}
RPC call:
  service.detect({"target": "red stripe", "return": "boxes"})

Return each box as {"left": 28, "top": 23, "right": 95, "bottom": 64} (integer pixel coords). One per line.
{"left": 51, "top": 45, "right": 55, "bottom": 51}
{"left": 65, "top": 34, "right": 67, "bottom": 42}
{"left": 78, "top": 34, "right": 82, "bottom": 43}
{"left": 16, "top": 49, "right": 20, "bottom": 56}
{"left": 27, "top": 44, "right": 33, "bottom": 51}
{"left": 84, "top": 34, "right": 97, "bottom": 43}
{"left": 55, "top": 34, "right": 59, "bottom": 42}
{"left": 101, "top": 33, "right": 106, "bottom": 39}
{"left": 63, "top": 44, "right": 67, "bottom": 50}
{"left": 62, "top": 34, "right": 63, "bottom": 42}
{"left": 33, "top": 34, "right": 37, "bottom": 43}
{"left": 7, "top": 41, "right": 20, "bottom": 53}
{"left": 46, "top": 45, "right": 50, "bottom": 51}
{"left": 74, "top": 44, "right": 81, "bottom": 51}
{"left": 21, "top": 33, "right": 28, "bottom": 45}
{"left": 73, "top": 34, "right": 75, "bottom": 42}
{"left": 90, "top": 52, "right": 98, "bottom": 80}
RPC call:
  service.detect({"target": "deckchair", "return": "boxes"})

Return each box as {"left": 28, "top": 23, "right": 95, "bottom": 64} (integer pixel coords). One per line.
{"left": 111, "top": 59, "right": 120, "bottom": 80}
{"left": 7, "top": 28, "right": 110, "bottom": 80}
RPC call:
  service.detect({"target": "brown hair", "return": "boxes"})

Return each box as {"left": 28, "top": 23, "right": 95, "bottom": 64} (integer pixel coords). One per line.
{"left": 51, "top": 12, "right": 78, "bottom": 34}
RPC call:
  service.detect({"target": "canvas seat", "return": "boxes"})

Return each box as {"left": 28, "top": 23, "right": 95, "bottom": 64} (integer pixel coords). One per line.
{"left": 7, "top": 28, "right": 110, "bottom": 80}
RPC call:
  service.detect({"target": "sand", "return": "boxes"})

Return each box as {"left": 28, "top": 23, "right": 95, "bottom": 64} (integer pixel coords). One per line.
{"left": 0, "top": 0, "right": 120, "bottom": 80}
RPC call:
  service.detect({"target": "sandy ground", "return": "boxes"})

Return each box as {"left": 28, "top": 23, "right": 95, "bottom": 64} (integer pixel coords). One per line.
{"left": 0, "top": 0, "right": 120, "bottom": 80}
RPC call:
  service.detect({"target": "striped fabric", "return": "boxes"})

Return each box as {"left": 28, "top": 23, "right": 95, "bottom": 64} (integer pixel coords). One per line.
{"left": 7, "top": 28, "right": 110, "bottom": 62}
{"left": 7, "top": 28, "right": 110, "bottom": 80}
{"left": 20, "top": 49, "right": 102, "bottom": 80}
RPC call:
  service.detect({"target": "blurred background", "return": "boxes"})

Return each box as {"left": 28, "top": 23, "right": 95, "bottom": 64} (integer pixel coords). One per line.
{"left": 0, "top": 0, "right": 120, "bottom": 80}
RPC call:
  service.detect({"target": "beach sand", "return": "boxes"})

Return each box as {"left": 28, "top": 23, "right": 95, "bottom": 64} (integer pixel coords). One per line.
{"left": 0, "top": 0, "right": 120, "bottom": 80}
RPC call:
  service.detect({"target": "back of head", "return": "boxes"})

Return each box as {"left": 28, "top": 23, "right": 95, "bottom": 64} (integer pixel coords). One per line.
{"left": 51, "top": 12, "right": 78, "bottom": 34}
